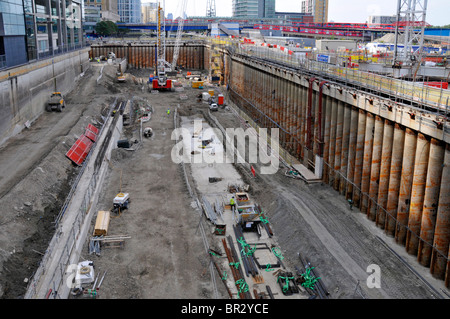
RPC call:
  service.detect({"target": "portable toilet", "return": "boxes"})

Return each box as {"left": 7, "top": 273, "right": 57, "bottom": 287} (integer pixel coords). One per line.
{"left": 218, "top": 94, "right": 224, "bottom": 105}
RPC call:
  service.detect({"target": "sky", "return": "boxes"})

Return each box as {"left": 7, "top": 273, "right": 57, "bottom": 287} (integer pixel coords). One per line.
{"left": 142, "top": 0, "right": 449, "bottom": 26}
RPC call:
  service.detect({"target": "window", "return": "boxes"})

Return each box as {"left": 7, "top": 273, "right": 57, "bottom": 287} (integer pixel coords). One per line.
{"left": 38, "top": 39, "right": 48, "bottom": 52}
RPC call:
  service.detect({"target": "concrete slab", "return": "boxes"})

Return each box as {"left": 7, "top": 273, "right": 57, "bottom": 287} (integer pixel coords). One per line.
{"left": 292, "top": 163, "right": 320, "bottom": 181}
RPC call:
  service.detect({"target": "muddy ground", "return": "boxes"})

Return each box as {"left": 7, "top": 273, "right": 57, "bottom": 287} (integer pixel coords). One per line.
{"left": 0, "top": 61, "right": 448, "bottom": 300}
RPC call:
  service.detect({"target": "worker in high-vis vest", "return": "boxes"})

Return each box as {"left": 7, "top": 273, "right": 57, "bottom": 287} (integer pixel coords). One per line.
{"left": 230, "top": 196, "right": 236, "bottom": 211}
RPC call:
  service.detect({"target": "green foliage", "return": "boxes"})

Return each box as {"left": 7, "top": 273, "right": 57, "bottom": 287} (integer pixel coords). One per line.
{"left": 95, "top": 20, "right": 118, "bottom": 36}
{"left": 427, "top": 24, "right": 450, "bottom": 29}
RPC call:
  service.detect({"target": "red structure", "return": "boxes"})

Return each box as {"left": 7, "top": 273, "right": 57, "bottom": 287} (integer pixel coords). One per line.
{"left": 66, "top": 135, "right": 94, "bottom": 166}
{"left": 85, "top": 123, "right": 99, "bottom": 142}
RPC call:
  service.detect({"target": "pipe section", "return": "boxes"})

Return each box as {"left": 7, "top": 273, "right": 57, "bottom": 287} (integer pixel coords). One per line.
{"left": 385, "top": 124, "right": 405, "bottom": 236}
{"left": 430, "top": 144, "right": 449, "bottom": 281}
{"left": 396, "top": 128, "right": 417, "bottom": 245}
{"left": 406, "top": 133, "right": 430, "bottom": 255}
{"left": 375, "top": 119, "right": 394, "bottom": 227}
{"left": 361, "top": 112, "right": 374, "bottom": 213}
{"left": 367, "top": 116, "right": 384, "bottom": 221}
{"left": 417, "top": 139, "right": 445, "bottom": 266}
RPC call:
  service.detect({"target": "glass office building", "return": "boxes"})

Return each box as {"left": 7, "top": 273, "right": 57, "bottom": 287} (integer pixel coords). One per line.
{"left": 232, "top": 0, "right": 275, "bottom": 19}
{"left": 0, "top": 0, "right": 85, "bottom": 69}
{"left": 118, "top": 0, "right": 141, "bottom": 23}
{"left": 0, "top": 0, "right": 27, "bottom": 68}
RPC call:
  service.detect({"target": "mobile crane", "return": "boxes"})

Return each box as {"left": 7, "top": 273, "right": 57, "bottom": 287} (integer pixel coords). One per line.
{"left": 151, "top": 0, "right": 188, "bottom": 91}
{"left": 151, "top": 1, "right": 172, "bottom": 90}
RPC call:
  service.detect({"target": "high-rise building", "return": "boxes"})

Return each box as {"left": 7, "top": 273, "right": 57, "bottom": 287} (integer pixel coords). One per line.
{"left": 301, "top": 0, "right": 328, "bottom": 24}
{"left": 83, "top": 0, "right": 120, "bottom": 22}
{"left": 1, "top": 0, "right": 86, "bottom": 69}
{"left": 232, "top": 0, "right": 275, "bottom": 19}
{"left": 0, "top": 0, "right": 27, "bottom": 68}
{"left": 141, "top": 2, "right": 158, "bottom": 23}
{"left": 118, "top": 0, "right": 141, "bottom": 23}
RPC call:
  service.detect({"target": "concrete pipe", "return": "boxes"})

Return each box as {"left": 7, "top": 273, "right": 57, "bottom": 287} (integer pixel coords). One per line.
{"left": 346, "top": 107, "right": 359, "bottom": 201}
{"left": 353, "top": 110, "right": 367, "bottom": 208}
{"left": 375, "top": 119, "right": 394, "bottom": 228}
{"left": 323, "top": 95, "right": 332, "bottom": 184}
{"left": 406, "top": 133, "right": 430, "bottom": 256}
{"left": 328, "top": 98, "right": 338, "bottom": 186}
{"left": 430, "top": 144, "right": 450, "bottom": 280}
{"left": 417, "top": 139, "right": 445, "bottom": 267}
{"left": 339, "top": 104, "right": 351, "bottom": 195}
{"left": 361, "top": 112, "right": 375, "bottom": 213}
{"left": 385, "top": 124, "right": 405, "bottom": 236}
{"left": 333, "top": 101, "right": 344, "bottom": 191}
{"left": 367, "top": 115, "right": 384, "bottom": 221}
{"left": 395, "top": 128, "right": 417, "bottom": 245}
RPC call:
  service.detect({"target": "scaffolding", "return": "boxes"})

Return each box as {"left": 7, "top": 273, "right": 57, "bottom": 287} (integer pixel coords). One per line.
{"left": 393, "top": 0, "right": 429, "bottom": 66}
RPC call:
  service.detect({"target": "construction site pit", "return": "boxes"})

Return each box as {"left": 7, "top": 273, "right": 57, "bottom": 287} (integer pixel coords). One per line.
{"left": 0, "top": 60, "right": 447, "bottom": 302}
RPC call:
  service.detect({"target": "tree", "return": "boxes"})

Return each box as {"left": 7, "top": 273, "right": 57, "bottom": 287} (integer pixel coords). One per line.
{"left": 95, "top": 20, "right": 118, "bottom": 36}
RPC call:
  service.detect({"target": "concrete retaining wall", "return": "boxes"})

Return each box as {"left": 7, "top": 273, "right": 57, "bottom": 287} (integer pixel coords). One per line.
{"left": 0, "top": 48, "right": 91, "bottom": 145}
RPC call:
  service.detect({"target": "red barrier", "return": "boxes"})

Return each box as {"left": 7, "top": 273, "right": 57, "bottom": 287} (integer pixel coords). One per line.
{"left": 66, "top": 135, "right": 94, "bottom": 166}
{"left": 85, "top": 124, "right": 99, "bottom": 142}
{"left": 424, "top": 82, "right": 448, "bottom": 89}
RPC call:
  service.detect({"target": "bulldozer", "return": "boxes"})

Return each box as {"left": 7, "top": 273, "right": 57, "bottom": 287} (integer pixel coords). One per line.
{"left": 46, "top": 92, "right": 65, "bottom": 112}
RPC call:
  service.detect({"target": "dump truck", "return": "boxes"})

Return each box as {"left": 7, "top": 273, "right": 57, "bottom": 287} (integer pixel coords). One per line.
{"left": 46, "top": 92, "right": 65, "bottom": 112}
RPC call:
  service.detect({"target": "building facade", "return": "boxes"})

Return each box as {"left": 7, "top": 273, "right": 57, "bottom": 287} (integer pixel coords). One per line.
{"left": 232, "top": 0, "right": 275, "bottom": 19}
{"left": 0, "top": 0, "right": 27, "bottom": 68}
{"left": 301, "top": 0, "right": 328, "bottom": 24}
{"left": 83, "top": 0, "right": 120, "bottom": 23}
{"left": 83, "top": 0, "right": 120, "bottom": 35}
{"left": 275, "top": 12, "right": 314, "bottom": 23}
{"left": 141, "top": 1, "right": 158, "bottom": 23}
{"left": 1, "top": 0, "right": 86, "bottom": 69}
{"left": 118, "top": 0, "right": 141, "bottom": 23}
{"left": 367, "top": 15, "right": 402, "bottom": 26}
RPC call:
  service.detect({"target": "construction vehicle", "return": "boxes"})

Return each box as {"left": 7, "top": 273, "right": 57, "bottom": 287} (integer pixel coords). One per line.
{"left": 151, "top": 1, "right": 172, "bottom": 91}
{"left": 151, "top": 0, "right": 187, "bottom": 91}
{"left": 46, "top": 92, "right": 65, "bottom": 112}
